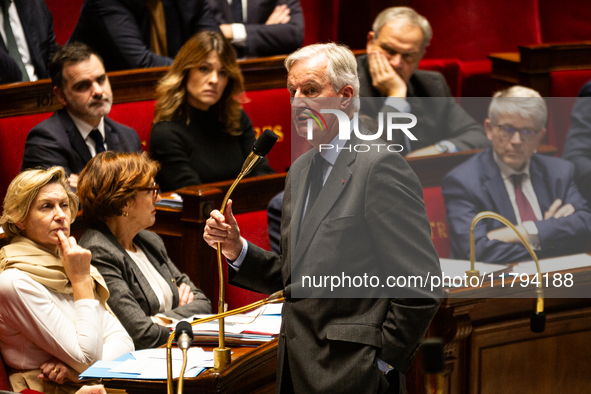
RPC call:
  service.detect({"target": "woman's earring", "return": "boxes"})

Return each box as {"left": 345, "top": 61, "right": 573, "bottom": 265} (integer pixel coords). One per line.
{"left": 123, "top": 211, "right": 129, "bottom": 217}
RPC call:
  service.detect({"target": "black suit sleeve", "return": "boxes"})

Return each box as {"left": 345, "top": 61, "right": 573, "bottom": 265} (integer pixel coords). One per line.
{"left": 72, "top": 0, "right": 173, "bottom": 69}
{"left": 21, "top": 125, "right": 75, "bottom": 176}
{"left": 243, "top": 0, "right": 304, "bottom": 57}
{"left": 563, "top": 82, "right": 591, "bottom": 203}
{"left": 0, "top": 48, "right": 23, "bottom": 83}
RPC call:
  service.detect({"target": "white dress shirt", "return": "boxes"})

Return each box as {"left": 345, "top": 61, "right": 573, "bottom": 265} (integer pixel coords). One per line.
{"left": 68, "top": 112, "right": 107, "bottom": 157}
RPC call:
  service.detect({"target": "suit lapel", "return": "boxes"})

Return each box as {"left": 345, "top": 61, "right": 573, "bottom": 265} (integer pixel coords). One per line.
{"left": 530, "top": 156, "right": 552, "bottom": 212}
{"left": 104, "top": 119, "right": 122, "bottom": 151}
{"left": 292, "top": 144, "right": 355, "bottom": 266}
{"left": 290, "top": 151, "right": 313, "bottom": 245}
{"left": 135, "top": 234, "right": 180, "bottom": 305}
{"left": 59, "top": 110, "right": 92, "bottom": 164}
{"left": 481, "top": 150, "right": 518, "bottom": 223}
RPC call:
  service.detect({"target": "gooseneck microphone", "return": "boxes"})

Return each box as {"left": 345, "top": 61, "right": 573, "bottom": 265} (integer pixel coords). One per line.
{"left": 214, "top": 129, "right": 279, "bottom": 371}
{"left": 422, "top": 338, "right": 444, "bottom": 394}
{"left": 174, "top": 321, "right": 194, "bottom": 394}
{"left": 175, "top": 321, "right": 194, "bottom": 350}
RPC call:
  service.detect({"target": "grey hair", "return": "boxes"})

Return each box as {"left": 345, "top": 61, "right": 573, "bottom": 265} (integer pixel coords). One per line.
{"left": 285, "top": 43, "right": 360, "bottom": 111}
{"left": 372, "top": 7, "right": 432, "bottom": 50}
{"left": 488, "top": 86, "right": 548, "bottom": 131}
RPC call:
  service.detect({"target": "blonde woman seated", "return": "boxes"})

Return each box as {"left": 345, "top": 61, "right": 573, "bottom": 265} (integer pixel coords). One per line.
{"left": 149, "top": 30, "right": 275, "bottom": 192}
{"left": 77, "top": 152, "right": 211, "bottom": 350}
{"left": 0, "top": 168, "right": 134, "bottom": 394}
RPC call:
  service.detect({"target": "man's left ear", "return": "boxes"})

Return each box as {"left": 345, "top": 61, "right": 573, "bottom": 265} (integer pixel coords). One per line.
{"left": 340, "top": 85, "right": 354, "bottom": 110}
{"left": 538, "top": 128, "right": 547, "bottom": 142}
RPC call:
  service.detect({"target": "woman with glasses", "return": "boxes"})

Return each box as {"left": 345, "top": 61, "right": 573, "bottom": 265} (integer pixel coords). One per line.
{"left": 77, "top": 151, "right": 211, "bottom": 349}
{"left": 149, "top": 31, "right": 275, "bottom": 192}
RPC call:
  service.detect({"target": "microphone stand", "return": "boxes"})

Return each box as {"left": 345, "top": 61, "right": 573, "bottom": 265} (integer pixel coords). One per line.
{"left": 466, "top": 211, "right": 545, "bottom": 332}
{"left": 166, "top": 290, "right": 286, "bottom": 394}
{"left": 214, "top": 150, "right": 268, "bottom": 371}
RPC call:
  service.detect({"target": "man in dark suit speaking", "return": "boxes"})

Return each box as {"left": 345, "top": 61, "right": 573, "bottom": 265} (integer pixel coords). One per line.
{"left": 21, "top": 43, "right": 141, "bottom": 189}
{"left": 204, "top": 43, "right": 441, "bottom": 393}
{"left": 443, "top": 86, "right": 591, "bottom": 264}
{"left": 358, "top": 7, "right": 490, "bottom": 157}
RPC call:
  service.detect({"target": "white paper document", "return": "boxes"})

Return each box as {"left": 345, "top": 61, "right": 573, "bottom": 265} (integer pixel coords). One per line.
{"left": 512, "top": 253, "right": 591, "bottom": 275}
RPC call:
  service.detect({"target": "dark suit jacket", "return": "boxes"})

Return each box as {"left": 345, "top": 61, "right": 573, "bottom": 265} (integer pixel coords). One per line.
{"left": 357, "top": 55, "right": 490, "bottom": 154}
{"left": 207, "top": 0, "right": 304, "bottom": 57}
{"left": 442, "top": 149, "right": 591, "bottom": 264}
{"left": 563, "top": 80, "right": 591, "bottom": 205}
{"left": 79, "top": 224, "right": 212, "bottom": 349}
{"left": 0, "top": 0, "right": 57, "bottom": 83}
{"left": 232, "top": 133, "right": 441, "bottom": 393}
{"left": 69, "top": 0, "right": 219, "bottom": 71}
{"left": 21, "top": 109, "right": 141, "bottom": 176}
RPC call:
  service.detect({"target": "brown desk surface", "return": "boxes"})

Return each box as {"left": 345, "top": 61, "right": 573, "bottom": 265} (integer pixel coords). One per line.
{"left": 103, "top": 339, "right": 278, "bottom": 394}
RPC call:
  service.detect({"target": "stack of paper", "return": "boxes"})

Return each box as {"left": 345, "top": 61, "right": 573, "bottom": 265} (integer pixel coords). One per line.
{"left": 156, "top": 192, "right": 183, "bottom": 209}
{"left": 174, "top": 304, "right": 283, "bottom": 346}
{"left": 80, "top": 348, "right": 212, "bottom": 380}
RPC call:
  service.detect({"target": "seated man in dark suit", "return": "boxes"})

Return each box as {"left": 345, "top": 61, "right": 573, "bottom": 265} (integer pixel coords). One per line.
{"left": 207, "top": 0, "right": 304, "bottom": 58}
{"left": 358, "top": 6, "right": 490, "bottom": 157}
{"left": 21, "top": 43, "right": 141, "bottom": 188}
{"left": 563, "top": 79, "right": 591, "bottom": 205}
{"left": 69, "top": 0, "right": 219, "bottom": 71}
{"left": 443, "top": 86, "right": 591, "bottom": 264}
{"left": 0, "top": 0, "right": 57, "bottom": 83}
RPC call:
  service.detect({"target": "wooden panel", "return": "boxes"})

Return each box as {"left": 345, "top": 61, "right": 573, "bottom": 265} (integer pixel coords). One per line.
{"left": 473, "top": 308, "right": 591, "bottom": 394}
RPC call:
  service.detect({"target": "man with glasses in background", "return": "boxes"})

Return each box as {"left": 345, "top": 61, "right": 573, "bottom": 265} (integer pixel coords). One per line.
{"left": 358, "top": 6, "right": 490, "bottom": 157}
{"left": 442, "top": 86, "right": 591, "bottom": 264}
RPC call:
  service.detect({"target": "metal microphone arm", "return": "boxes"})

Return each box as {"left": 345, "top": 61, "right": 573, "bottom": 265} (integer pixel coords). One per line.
{"left": 466, "top": 211, "right": 545, "bottom": 333}
{"left": 166, "top": 290, "right": 286, "bottom": 394}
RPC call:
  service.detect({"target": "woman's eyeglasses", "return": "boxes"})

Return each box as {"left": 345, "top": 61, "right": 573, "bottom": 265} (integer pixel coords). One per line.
{"left": 138, "top": 182, "right": 160, "bottom": 201}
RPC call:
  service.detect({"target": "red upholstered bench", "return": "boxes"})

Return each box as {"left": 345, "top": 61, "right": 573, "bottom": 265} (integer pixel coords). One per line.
{"left": 423, "top": 186, "right": 451, "bottom": 258}
{"left": 108, "top": 100, "right": 156, "bottom": 152}
{"left": 418, "top": 58, "right": 463, "bottom": 97}
{"left": 0, "top": 112, "right": 52, "bottom": 203}
{"left": 224, "top": 210, "right": 272, "bottom": 310}
{"left": 0, "top": 352, "right": 9, "bottom": 390}
{"left": 242, "top": 88, "right": 293, "bottom": 173}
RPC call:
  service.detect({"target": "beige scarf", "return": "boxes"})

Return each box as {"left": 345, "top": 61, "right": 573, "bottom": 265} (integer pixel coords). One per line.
{"left": 0, "top": 236, "right": 111, "bottom": 308}
{"left": 143, "top": 0, "right": 168, "bottom": 57}
{"left": 0, "top": 236, "right": 113, "bottom": 392}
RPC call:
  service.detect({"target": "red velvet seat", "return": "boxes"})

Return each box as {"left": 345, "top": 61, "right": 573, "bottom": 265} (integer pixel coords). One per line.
{"left": 107, "top": 100, "right": 156, "bottom": 152}
{"left": 0, "top": 352, "right": 9, "bottom": 390}
{"left": 422, "top": 186, "right": 451, "bottom": 258}
{"left": 224, "top": 210, "right": 270, "bottom": 310}
{"left": 44, "top": 0, "right": 83, "bottom": 45}
{"left": 242, "top": 88, "right": 293, "bottom": 173}
{"left": 0, "top": 112, "right": 52, "bottom": 203}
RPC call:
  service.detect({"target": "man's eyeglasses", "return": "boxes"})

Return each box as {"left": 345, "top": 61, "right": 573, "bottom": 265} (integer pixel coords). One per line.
{"left": 138, "top": 182, "right": 160, "bottom": 201}
{"left": 496, "top": 124, "right": 540, "bottom": 142}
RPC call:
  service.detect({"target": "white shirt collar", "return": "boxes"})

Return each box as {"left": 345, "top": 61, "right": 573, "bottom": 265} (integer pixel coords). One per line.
{"left": 68, "top": 111, "right": 105, "bottom": 141}
{"left": 493, "top": 151, "right": 531, "bottom": 181}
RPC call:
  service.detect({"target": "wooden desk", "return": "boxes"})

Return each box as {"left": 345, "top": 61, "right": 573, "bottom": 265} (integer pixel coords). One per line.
{"left": 101, "top": 265, "right": 591, "bottom": 394}
{"left": 489, "top": 41, "right": 591, "bottom": 96}
{"left": 104, "top": 339, "right": 278, "bottom": 394}
{"left": 407, "top": 264, "right": 591, "bottom": 394}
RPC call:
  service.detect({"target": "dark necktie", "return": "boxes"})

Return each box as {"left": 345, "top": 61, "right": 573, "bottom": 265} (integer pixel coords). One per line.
{"left": 1, "top": 0, "right": 29, "bottom": 81}
{"left": 302, "top": 153, "right": 326, "bottom": 223}
{"left": 89, "top": 129, "right": 106, "bottom": 155}
{"left": 231, "top": 0, "right": 243, "bottom": 23}
{"left": 511, "top": 174, "right": 537, "bottom": 223}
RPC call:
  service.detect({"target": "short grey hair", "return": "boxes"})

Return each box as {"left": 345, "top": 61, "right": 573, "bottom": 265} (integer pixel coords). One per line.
{"left": 285, "top": 43, "right": 360, "bottom": 111}
{"left": 488, "top": 86, "right": 548, "bottom": 131}
{"left": 372, "top": 7, "right": 432, "bottom": 50}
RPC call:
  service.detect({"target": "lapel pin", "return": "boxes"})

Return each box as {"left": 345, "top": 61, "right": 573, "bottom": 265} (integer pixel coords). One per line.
{"left": 342, "top": 179, "right": 345, "bottom": 184}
